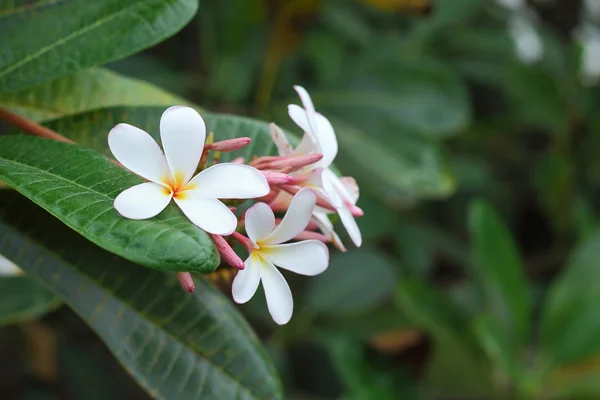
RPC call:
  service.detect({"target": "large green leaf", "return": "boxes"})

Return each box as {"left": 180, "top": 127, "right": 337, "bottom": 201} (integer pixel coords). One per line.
{"left": 0, "top": 0, "right": 197, "bottom": 93}
{"left": 468, "top": 199, "right": 530, "bottom": 349}
{"left": 541, "top": 228, "right": 600, "bottom": 368}
{"left": 0, "top": 275, "right": 61, "bottom": 326}
{"left": 0, "top": 68, "right": 190, "bottom": 122}
{"left": 0, "top": 135, "right": 218, "bottom": 273}
{"left": 0, "top": 191, "right": 282, "bottom": 399}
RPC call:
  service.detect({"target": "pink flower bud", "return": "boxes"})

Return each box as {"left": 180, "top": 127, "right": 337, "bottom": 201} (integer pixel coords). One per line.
{"left": 177, "top": 272, "right": 195, "bottom": 293}
{"left": 206, "top": 137, "right": 251, "bottom": 152}
{"left": 281, "top": 185, "right": 336, "bottom": 212}
{"left": 294, "top": 230, "right": 331, "bottom": 242}
{"left": 231, "top": 232, "right": 254, "bottom": 253}
{"left": 261, "top": 171, "right": 293, "bottom": 185}
{"left": 231, "top": 157, "right": 245, "bottom": 164}
{"left": 347, "top": 203, "right": 364, "bottom": 217}
{"left": 257, "top": 189, "right": 280, "bottom": 203}
{"left": 210, "top": 234, "right": 245, "bottom": 270}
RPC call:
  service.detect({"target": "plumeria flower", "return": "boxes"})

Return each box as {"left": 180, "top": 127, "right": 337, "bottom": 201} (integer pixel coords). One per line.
{"left": 109, "top": 106, "right": 269, "bottom": 235}
{"left": 280, "top": 85, "right": 362, "bottom": 247}
{"left": 232, "top": 188, "right": 329, "bottom": 325}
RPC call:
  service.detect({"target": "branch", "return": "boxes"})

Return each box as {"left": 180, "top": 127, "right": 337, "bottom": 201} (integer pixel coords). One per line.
{"left": 0, "top": 107, "right": 74, "bottom": 144}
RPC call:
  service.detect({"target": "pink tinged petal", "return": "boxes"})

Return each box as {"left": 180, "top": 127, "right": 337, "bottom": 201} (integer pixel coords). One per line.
{"left": 232, "top": 254, "right": 262, "bottom": 304}
{"left": 291, "top": 167, "right": 324, "bottom": 188}
{"left": 160, "top": 106, "right": 206, "bottom": 185}
{"left": 113, "top": 182, "right": 172, "bottom": 220}
{"left": 260, "top": 259, "right": 293, "bottom": 325}
{"left": 294, "top": 230, "right": 331, "bottom": 242}
{"left": 245, "top": 202, "right": 275, "bottom": 245}
{"left": 338, "top": 205, "right": 362, "bottom": 247}
{"left": 188, "top": 163, "right": 269, "bottom": 199}
{"left": 206, "top": 137, "right": 251, "bottom": 152}
{"left": 231, "top": 157, "right": 245, "bottom": 164}
{"left": 269, "top": 123, "right": 293, "bottom": 156}
{"left": 173, "top": 191, "right": 237, "bottom": 235}
{"left": 232, "top": 232, "right": 254, "bottom": 253}
{"left": 313, "top": 212, "right": 347, "bottom": 252}
{"left": 263, "top": 188, "right": 316, "bottom": 245}
{"left": 108, "top": 123, "right": 171, "bottom": 185}
{"left": 262, "top": 241, "right": 329, "bottom": 276}
{"left": 268, "top": 191, "right": 293, "bottom": 212}
{"left": 340, "top": 177, "right": 360, "bottom": 203}
{"left": 177, "top": 272, "right": 195, "bottom": 293}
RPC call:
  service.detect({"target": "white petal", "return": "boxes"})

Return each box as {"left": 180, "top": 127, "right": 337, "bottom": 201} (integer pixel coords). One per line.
{"left": 245, "top": 202, "right": 275, "bottom": 245}
{"left": 338, "top": 205, "right": 362, "bottom": 247}
{"left": 322, "top": 169, "right": 343, "bottom": 208}
{"left": 187, "top": 163, "right": 269, "bottom": 199}
{"left": 160, "top": 106, "right": 206, "bottom": 185}
{"left": 260, "top": 259, "right": 293, "bottom": 325}
{"left": 340, "top": 177, "right": 360, "bottom": 204}
{"left": 261, "top": 241, "right": 329, "bottom": 276}
{"left": 294, "top": 85, "right": 316, "bottom": 114}
{"left": 312, "top": 115, "right": 338, "bottom": 169}
{"left": 174, "top": 191, "right": 237, "bottom": 235}
{"left": 232, "top": 254, "right": 262, "bottom": 304}
{"left": 291, "top": 132, "right": 318, "bottom": 157}
{"left": 288, "top": 104, "right": 311, "bottom": 134}
{"left": 269, "top": 123, "right": 293, "bottom": 156}
{"left": 108, "top": 123, "right": 171, "bottom": 185}
{"left": 313, "top": 212, "right": 346, "bottom": 252}
{"left": 114, "top": 182, "right": 172, "bottom": 220}
{"left": 263, "top": 188, "right": 316, "bottom": 245}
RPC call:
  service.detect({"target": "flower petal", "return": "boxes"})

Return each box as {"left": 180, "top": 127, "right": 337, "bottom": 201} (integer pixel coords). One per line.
{"left": 340, "top": 176, "right": 360, "bottom": 203}
{"left": 292, "top": 132, "right": 318, "bottom": 157}
{"left": 108, "top": 123, "right": 171, "bottom": 185}
{"left": 174, "top": 191, "right": 237, "bottom": 235}
{"left": 160, "top": 106, "right": 206, "bottom": 185}
{"left": 338, "top": 205, "right": 362, "bottom": 247}
{"left": 288, "top": 106, "right": 337, "bottom": 168}
{"left": 0, "top": 254, "right": 22, "bottom": 276}
{"left": 262, "top": 241, "right": 328, "bottom": 276}
{"left": 187, "top": 163, "right": 269, "bottom": 199}
{"left": 232, "top": 253, "right": 262, "bottom": 304}
{"left": 269, "top": 123, "right": 293, "bottom": 156}
{"left": 263, "top": 187, "right": 316, "bottom": 245}
{"left": 288, "top": 104, "right": 311, "bottom": 134}
{"left": 113, "top": 182, "right": 172, "bottom": 220}
{"left": 313, "top": 211, "right": 346, "bottom": 252}
{"left": 261, "top": 259, "right": 293, "bottom": 325}
{"left": 245, "top": 202, "right": 275, "bottom": 245}
{"left": 322, "top": 169, "right": 343, "bottom": 208}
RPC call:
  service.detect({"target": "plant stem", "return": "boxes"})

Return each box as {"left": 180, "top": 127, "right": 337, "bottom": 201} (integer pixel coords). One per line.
{"left": 0, "top": 107, "right": 74, "bottom": 144}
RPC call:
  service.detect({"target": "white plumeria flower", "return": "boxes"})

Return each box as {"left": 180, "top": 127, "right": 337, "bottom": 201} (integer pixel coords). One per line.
{"left": 232, "top": 188, "right": 329, "bottom": 325}
{"left": 109, "top": 106, "right": 269, "bottom": 235}
{"left": 508, "top": 13, "right": 543, "bottom": 64}
{"left": 284, "top": 85, "right": 362, "bottom": 247}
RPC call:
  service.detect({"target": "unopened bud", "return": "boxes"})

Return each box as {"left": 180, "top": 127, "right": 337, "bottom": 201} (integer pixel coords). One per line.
{"left": 177, "top": 272, "right": 195, "bottom": 293}
{"left": 206, "top": 137, "right": 251, "bottom": 152}
{"left": 294, "top": 230, "right": 331, "bottom": 242}
{"left": 231, "top": 232, "right": 254, "bottom": 253}
{"left": 347, "top": 203, "right": 364, "bottom": 217}
{"left": 261, "top": 171, "right": 293, "bottom": 185}
{"left": 211, "top": 234, "right": 244, "bottom": 270}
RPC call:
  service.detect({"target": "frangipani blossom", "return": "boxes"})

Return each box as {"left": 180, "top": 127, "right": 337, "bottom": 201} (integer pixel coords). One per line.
{"left": 109, "top": 106, "right": 269, "bottom": 235}
{"left": 232, "top": 188, "right": 329, "bottom": 325}
{"left": 273, "top": 86, "right": 362, "bottom": 247}
{"left": 0, "top": 254, "right": 21, "bottom": 276}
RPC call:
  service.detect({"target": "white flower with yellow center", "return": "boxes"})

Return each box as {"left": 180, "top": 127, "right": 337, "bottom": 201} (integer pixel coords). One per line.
{"left": 232, "top": 188, "right": 329, "bottom": 325}
{"left": 109, "top": 106, "right": 269, "bottom": 235}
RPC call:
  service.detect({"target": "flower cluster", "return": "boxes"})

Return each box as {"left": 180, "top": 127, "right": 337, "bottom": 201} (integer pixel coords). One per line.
{"left": 109, "top": 87, "right": 363, "bottom": 324}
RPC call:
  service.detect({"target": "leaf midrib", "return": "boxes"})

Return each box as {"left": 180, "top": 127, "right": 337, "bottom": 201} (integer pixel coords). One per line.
{"left": 6, "top": 223, "right": 271, "bottom": 400}
{"left": 0, "top": 0, "right": 174, "bottom": 79}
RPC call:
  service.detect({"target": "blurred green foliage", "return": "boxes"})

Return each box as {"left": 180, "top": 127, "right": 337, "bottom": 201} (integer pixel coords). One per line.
{"left": 4, "top": 0, "right": 600, "bottom": 399}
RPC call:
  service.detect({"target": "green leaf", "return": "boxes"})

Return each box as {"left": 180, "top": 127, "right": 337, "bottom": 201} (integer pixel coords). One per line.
{"left": 0, "top": 0, "right": 198, "bottom": 93}
{"left": 304, "top": 249, "right": 399, "bottom": 317}
{"left": 0, "top": 135, "right": 218, "bottom": 273}
{"left": 395, "top": 279, "right": 467, "bottom": 347}
{"left": 541, "top": 228, "right": 600, "bottom": 368}
{"left": 468, "top": 199, "right": 530, "bottom": 348}
{"left": 0, "top": 191, "right": 282, "bottom": 399}
{"left": 0, "top": 275, "right": 61, "bottom": 326}
{"left": 40, "top": 106, "right": 279, "bottom": 164}
{"left": 331, "top": 119, "right": 456, "bottom": 200}
{"left": 0, "top": 68, "right": 190, "bottom": 122}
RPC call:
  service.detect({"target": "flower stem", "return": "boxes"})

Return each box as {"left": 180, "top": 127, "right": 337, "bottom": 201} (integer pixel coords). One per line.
{"left": 0, "top": 107, "right": 74, "bottom": 144}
